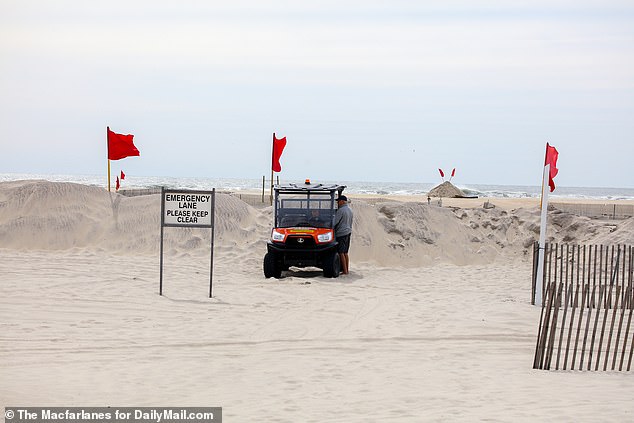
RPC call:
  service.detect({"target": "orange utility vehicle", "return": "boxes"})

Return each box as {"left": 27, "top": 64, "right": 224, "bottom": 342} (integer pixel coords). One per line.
{"left": 264, "top": 182, "right": 346, "bottom": 278}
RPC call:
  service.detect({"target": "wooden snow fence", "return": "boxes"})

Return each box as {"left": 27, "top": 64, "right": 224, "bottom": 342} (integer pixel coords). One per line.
{"left": 531, "top": 242, "right": 634, "bottom": 371}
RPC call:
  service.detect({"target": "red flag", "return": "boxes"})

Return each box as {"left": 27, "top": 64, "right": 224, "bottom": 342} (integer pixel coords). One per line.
{"left": 108, "top": 127, "right": 140, "bottom": 160}
{"left": 120, "top": 170, "right": 125, "bottom": 180}
{"left": 438, "top": 168, "right": 445, "bottom": 178}
{"left": 451, "top": 168, "right": 456, "bottom": 177}
{"left": 544, "top": 143, "right": 559, "bottom": 192}
{"left": 272, "top": 133, "right": 287, "bottom": 172}
{"left": 115, "top": 176, "right": 120, "bottom": 191}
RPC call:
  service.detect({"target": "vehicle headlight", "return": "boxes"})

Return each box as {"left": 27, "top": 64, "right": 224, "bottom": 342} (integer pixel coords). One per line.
{"left": 271, "top": 230, "right": 285, "bottom": 242}
{"left": 317, "top": 231, "right": 333, "bottom": 243}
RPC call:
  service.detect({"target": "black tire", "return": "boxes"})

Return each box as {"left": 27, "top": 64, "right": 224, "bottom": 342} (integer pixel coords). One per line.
{"left": 323, "top": 252, "right": 340, "bottom": 278}
{"left": 263, "top": 252, "right": 282, "bottom": 279}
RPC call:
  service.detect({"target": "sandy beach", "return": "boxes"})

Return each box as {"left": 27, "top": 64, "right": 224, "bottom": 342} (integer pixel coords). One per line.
{"left": 1, "top": 180, "right": 633, "bottom": 422}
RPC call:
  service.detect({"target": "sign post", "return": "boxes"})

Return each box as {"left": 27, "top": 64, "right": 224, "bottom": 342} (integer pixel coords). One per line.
{"left": 160, "top": 187, "right": 216, "bottom": 297}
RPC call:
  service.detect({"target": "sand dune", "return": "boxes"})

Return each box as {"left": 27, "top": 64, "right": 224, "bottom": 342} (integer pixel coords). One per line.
{"left": 1, "top": 180, "right": 633, "bottom": 422}
{"left": 1, "top": 180, "right": 627, "bottom": 260}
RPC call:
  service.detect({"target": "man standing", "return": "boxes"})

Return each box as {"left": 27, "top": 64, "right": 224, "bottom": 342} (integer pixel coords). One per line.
{"left": 334, "top": 195, "right": 353, "bottom": 275}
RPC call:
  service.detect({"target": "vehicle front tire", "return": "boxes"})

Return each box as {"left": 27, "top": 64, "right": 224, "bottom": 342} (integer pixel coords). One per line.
{"left": 264, "top": 252, "right": 282, "bottom": 279}
{"left": 323, "top": 251, "right": 340, "bottom": 278}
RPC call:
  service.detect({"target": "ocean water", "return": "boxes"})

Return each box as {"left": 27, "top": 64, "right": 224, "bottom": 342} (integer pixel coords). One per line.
{"left": 2, "top": 173, "right": 634, "bottom": 201}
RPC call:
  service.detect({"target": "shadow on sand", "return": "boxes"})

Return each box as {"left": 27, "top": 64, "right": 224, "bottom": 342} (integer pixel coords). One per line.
{"left": 280, "top": 267, "right": 363, "bottom": 283}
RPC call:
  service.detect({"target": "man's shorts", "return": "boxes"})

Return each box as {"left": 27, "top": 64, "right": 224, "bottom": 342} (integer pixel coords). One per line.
{"left": 336, "top": 234, "right": 351, "bottom": 253}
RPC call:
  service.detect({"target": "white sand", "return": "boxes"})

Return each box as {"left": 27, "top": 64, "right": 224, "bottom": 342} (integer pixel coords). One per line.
{"left": 1, "top": 180, "right": 633, "bottom": 422}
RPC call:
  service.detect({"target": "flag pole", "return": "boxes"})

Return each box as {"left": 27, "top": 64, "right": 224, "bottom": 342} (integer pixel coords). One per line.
{"left": 107, "top": 127, "right": 111, "bottom": 192}
{"left": 539, "top": 143, "right": 549, "bottom": 209}
{"left": 535, "top": 144, "right": 551, "bottom": 306}
{"left": 270, "top": 133, "right": 275, "bottom": 206}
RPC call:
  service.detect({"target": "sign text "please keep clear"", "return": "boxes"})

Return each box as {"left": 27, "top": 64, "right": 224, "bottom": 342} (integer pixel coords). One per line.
{"left": 163, "top": 193, "right": 212, "bottom": 226}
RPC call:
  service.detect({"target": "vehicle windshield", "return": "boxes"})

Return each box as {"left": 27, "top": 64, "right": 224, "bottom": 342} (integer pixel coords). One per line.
{"left": 275, "top": 196, "right": 335, "bottom": 229}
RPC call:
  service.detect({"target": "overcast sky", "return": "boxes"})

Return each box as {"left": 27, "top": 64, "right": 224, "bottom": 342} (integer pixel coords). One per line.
{"left": 1, "top": 0, "right": 633, "bottom": 188}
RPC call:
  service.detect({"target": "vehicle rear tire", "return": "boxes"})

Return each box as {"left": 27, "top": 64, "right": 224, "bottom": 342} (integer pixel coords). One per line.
{"left": 323, "top": 252, "right": 340, "bottom": 278}
{"left": 264, "top": 252, "right": 282, "bottom": 279}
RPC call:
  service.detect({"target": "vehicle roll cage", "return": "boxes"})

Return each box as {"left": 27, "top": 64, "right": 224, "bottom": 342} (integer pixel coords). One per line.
{"left": 273, "top": 184, "right": 346, "bottom": 229}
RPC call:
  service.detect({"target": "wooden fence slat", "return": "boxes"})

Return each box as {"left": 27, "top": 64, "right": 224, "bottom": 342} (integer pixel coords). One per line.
{"left": 541, "top": 241, "right": 545, "bottom": 303}
{"left": 622, "top": 287, "right": 634, "bottom": 371}
{"left": 563, "top": 282, "right": 581, "bottom": 370}
{"left": 621, "top": 245, "right": 627, "bottom": 303}
{"left": 625, "top": 246, "right": 634, "bottom": 307}
{"left": 565, "top": 245, "right": 570, "bottom": 309}
{"left": 603, "top": 245, "right": 607, "bottom": 305}
{"left": 581, "top": 245, "right": 586, "bottom": 308}
{"left": 627, "top": 246, "right": 632, "bottom": 308}
{"left": 627, "top": 324, "right": 634, "bottom": 372}
{"left": 599, "top": 245, "right": 604, "bottom": 308}
{"left": 572, "top": 284, "right": 590, "bottom": 370}
{"left": 604, "top": 248, "right": 622, "bottom": 371}
{"left": 533, "top": 277, "right": 553, "bottom": 369}
{"left": 538, "top": 282, "right": 557, "bottom": 369}
{"left": 556, "top": 279, "right": 574, "bottom": 370}
{"left": 545, "top": 282, "right": 565, "bottom": 370}
{"left": 575, "top": 245, "right": 583, "bottom": 307}
{"left": 534, "top": 277, "right": 551, "bottom": 369}
{"left": 627, "top": 246, "right": 634, "bottom": 307}
{"left": 627, "top": 247, "right": 634, "bottom": 371}
{"left": 559, "top": 244, "right": 564, "bottom": 304}
{"left": 591, "top": 245, "right": 597, "bottom": 308}
{"left": 605, "top": 245, "right": 615, "bottom": 308}
{"left": 629, "top": 246, "right": 633, "bottom": 309}
{"left": 596, "top": 284, "right": 612, "bottom": 371}
{"left": 532, "top": 241, "right": 538, "bottom": 305}
{"left": 580, "top": 285, "right": 597, "bottom": 369}
{"left": 584, "top": 245, "right": 592, "bottom": 311}
{"left": 590, "top": 285, "right": 605, "bottom": 370}
{"left": 547, "top": 244, "right": 554, "bottom": 306}
{"left": 603, "top": 286, "right": 625, "bottom": 370}
{"left": 613, "top": 247, "right": 628, "bottom": 370}
{"left": 539, "top": 282, "right": 556, "bottom": 369}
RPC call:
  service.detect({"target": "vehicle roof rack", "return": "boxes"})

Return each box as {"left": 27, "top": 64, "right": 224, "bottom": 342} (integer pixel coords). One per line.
{"left": 275, "top": 183, "right": 346, "bottom": 194}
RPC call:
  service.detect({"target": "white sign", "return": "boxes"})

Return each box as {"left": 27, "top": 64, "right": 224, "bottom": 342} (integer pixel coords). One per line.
{"left": 163, "top": 191, "right": 213, "bottom": 227}
{"left": 160, "top": 188, "right": 216, "bottom": 297}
